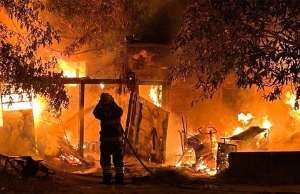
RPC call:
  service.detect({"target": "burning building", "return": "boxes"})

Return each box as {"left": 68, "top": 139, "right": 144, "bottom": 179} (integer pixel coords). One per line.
{"left": 1, "top": 36, "right": 300, "bottom": 175}
{"left": 1, "top": 1, "right": 300, "bottom": 181}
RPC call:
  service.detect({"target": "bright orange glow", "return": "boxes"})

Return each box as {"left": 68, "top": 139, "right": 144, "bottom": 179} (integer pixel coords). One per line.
{"left": 0, "top": 105, "right": 2, "bottom": 127}
{"left": 195, "top": 160, "right": 207, "bottom": 171}
{"left": 175, "top": 147, "right": 196, "bottom": 167}
{"left": 233, "top": 126, "right": 243, "bottom": 135}
{"left": 262, "top": 116, "right": 272, "bottom": 129}
{"left": 1, "top": 94, "right": 32, "bottom": 111}
{"left": 58, "top": 59, "right": 86, "bottom": 86}
{"left": 285, "top": 91, "right": 300, "bottom": 121}
{"left": 32, "top": 95, "right": 47, "bottom": 121}
{"left": 285, "top": 91, "right": 296, "bottom": 108}
{"left": 1, "top": 93, "right": 45, "bottom": 122}
{"left": 175, "top": 112, "right": 273, "bottom": 176}
{"left": 58, "top": 59, "right": 86, "bottom": 78}
{"left": 238, "top": 113, "right": 254, "bottom": 125}
{"left": 174, "top": 160, "right": 182, "bottom": 167}
{"left": 99, "top": 84, "right": 105, "bottom": 89}
{"left": 149, "top": 85, "right": 162, "bottom": 107}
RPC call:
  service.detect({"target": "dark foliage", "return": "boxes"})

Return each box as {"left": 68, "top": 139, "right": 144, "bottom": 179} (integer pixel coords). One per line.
{"left": 0, "top": 0, "right": 69, "bottom": 113}
{"left": 45, "top": 0, "right": 152, "bottom": 56}
{"left": 171, "top": 0, "right": 300, "bottom": 107}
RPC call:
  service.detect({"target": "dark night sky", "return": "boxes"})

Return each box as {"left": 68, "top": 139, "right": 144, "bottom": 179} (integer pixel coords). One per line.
{"left": 137, "top": 0, "right": 192, "bottom": 44}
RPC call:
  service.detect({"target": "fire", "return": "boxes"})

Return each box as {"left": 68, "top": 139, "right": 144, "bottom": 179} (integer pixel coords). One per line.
{"left": 57, "top": 145, "right": 82, "bottom": 166}
{"left": 32, "top": 95, "right": 47, "bottom": 122}
{"left": 0, "top": 58, "right": 85, "bottom": 123}
{"left": 0, "top": 93, "right": 45, "bottom": 124}
{"left": 233, "top": 127, "right": 243, "bottom": 135}
{"left": 262, "top": 116, "right": 272, "bottom": 129}
{"left": 99, "top": 84, "right": 105, "bottom": 89}
{"left": 58, "top": 59, "right": 86, "bottom": 87}
{"left": 174, "top": 115, "right": 274, "bottom": 176}
{"left": 174, "top": 160, "right": 182, "bottom": 167}
{"left": 175, "top": 147, "right": 196, "bottom": 167}
{"left": 195, "top": 160, "right": 207, "bottom": 171}
{"left": 58, "top": 59, "right": 86, "bottom": 78}
{"left": 234, "top": 113, "right": 272, "bottom": 135}
{"left": 284, "top": 91, "right": 300, "bottom": 120}
{"left": 0, "top": 57, "right": 91, "bottom": 167}
{"left": 1, "top": 93, "right": 33, "bottom": 111}
{"left": 285, "top": 91, "right": 297, "bottom": 109}
{"left": 149, "top": 85, "right": 162, "bottom": 107}
{"left": 238, "top": 113, "right": 254, "bottom": 125}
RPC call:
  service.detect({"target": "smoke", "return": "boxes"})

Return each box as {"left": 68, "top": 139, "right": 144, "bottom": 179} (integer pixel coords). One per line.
{"left": 0, "top": 110, "right": 36, "bottom": 156}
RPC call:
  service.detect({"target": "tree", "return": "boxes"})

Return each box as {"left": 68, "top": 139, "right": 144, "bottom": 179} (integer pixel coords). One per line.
{"left": 0, "top": 0, "right": 69, "bottom": 114}
{"left": 0, "top": 0, "right": 171, "bottom": 115}
{"left": 171, "top": 0, "right": 300, "bottom": 108}
{"left": 45, "top": 0, "right": 156, "bottom": 56}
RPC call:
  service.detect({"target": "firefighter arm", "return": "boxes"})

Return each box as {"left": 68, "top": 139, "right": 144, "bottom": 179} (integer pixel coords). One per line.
{"left": 119, "top": 107, "right": 123, "bottom": 118}
{"left": 93, "top": 102, "right": 103, "bottom": 120}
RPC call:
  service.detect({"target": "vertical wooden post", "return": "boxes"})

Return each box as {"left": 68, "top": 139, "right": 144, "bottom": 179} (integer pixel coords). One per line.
{"left": 78, "top": 82, "right": 85, "bottom": 157}
{"left": 124, "top": 91, "right": 134, "bottom": 154}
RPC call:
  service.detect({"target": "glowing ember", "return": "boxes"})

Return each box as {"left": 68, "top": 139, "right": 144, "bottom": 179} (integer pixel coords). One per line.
{"left": 175, "top": 160, "right": 182, "bottom": 167}
{"left": 58, "top": 149, "right": 82, "bottom": 165}
{"left": 175, "top": 147, "right": 196, "bottom": 167}
{"left": 195, "top": 159, "right": 207, "bottom": 171}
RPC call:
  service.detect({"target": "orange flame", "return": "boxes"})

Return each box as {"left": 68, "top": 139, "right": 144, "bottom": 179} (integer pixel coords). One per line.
{"left": 262, "top": 116, "right": 272, "bottom": 129}
{"left": 285, "top": 91, "right": 296, "bottom": 108}
{"left": 237, "top": 113, "right": 254, "bottom": 125}
{"left": 58, "top": 59, "right": 86, "bottom": 78}
{"left": 233, "top": 126, "right": 244, "bottom": 135}
{"left": 149, "top": 85, "right": 162, "bottom": 107}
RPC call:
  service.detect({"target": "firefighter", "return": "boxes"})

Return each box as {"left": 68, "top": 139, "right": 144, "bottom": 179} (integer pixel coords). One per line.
{"left": 93, "top": 93, "right": 124, "bottom": 184}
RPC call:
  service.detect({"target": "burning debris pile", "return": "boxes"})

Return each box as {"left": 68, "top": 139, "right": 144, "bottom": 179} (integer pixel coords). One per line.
{"left": 221, "top": 126, "right": 269, "bottom": 151}
{"left": 224, "top": 113, "right": 272, "bottom": 151}
{"left": 174, "top": 113, "right": 273, "bottom": 175}
{"left": 56, "top": 137, "right": 94, "bottom": 167}
{"left": 175, "top": 117, "right": 218, "bottom": 175}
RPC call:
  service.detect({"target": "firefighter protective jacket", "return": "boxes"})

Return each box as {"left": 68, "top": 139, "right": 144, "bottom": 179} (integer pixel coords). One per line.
{"left": 93, "top": 101, "right": 123, "bottom": 141}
